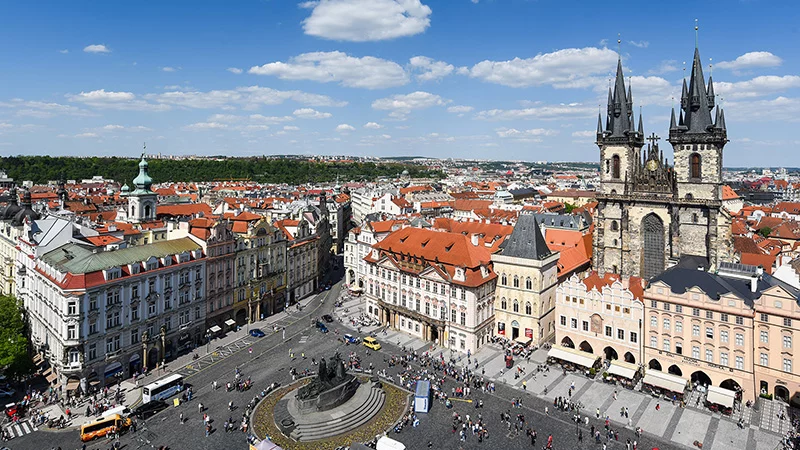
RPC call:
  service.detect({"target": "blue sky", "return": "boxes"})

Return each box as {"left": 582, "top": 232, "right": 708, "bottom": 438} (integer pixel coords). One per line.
{"left": 1, "top": 0, "right": 798, "bottom": 166}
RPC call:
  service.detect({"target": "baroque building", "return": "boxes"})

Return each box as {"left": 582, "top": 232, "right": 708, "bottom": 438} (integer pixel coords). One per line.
{"left": 593, "top": 46, "right": 733, "bottom": 279}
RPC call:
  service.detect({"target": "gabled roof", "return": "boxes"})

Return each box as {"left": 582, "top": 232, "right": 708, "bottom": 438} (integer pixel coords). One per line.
{"left": 722, "top": 185, "right": 739, "bottom": 201}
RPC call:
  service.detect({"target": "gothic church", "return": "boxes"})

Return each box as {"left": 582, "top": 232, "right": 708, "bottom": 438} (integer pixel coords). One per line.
{"left": 593, "top": 45, "right": 733, "bottom": 279}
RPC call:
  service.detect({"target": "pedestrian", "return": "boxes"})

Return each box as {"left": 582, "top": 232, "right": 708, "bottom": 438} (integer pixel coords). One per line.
{"left": 545, "top": 406, "right": 548, "bottom": 415}
{"left": 198, "top": 402, "right": 204, "bottom": 413}
{"left": 180, "top": 412, "right": 184, "bottom": 424}
{"left": 655, "top": 403, "right": 660, "bottom": 411}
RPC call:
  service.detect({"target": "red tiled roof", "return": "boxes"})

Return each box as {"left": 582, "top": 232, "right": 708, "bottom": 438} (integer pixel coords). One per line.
{"left": 85, "top": 235, "right": 122, "bottom": 246}
{"left": 156, "top": 203, "right": 213, "bottom": 217}
{"left": 722, "top": 185, "right": 739, "bottom": 201}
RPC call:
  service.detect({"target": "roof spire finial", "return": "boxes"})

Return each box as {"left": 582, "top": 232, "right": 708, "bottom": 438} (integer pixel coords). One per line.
{"left": 709, "top": 57, "right": 713, "bottom": 77}
{"left": 695, "top": 18, "right": 699, "bottom": 49}
{"left": 617, "top": 33, "right": 622, "bottom": 58}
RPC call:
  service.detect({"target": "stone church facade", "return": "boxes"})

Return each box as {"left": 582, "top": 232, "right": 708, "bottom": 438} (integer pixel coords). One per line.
{"left": 593, "top": 46, "right": 733, "bottom": 280}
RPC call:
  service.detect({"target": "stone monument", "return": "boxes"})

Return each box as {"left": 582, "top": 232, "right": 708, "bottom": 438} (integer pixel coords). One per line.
{"left": 295, "top": 352, "right": 359, "bottom": 413}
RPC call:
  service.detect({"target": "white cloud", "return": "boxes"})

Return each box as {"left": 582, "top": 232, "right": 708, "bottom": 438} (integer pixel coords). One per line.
{"left": 464, "top": 47, "right": 619, "bottom": 88}
{"left": 284, "top": 125, "right": 301, "bottom": 131}
{"left": 409, "top": 56, "right": 454, "bottom": 82}
{"left": 249, "top": 51, "right": 408, "bottom": 89}
{"left": 74, "top": 132, "right": 99, "bottom": 138}
{"left": 143, "top": 86, "right": 345, "bottom": 110}
{"left": 336, "top": 123, "right": 356, "bottom": 132}
{"left": 161, "top": 66, "right": 178, "bottom": 72}
{"left": 626, "top": 75, "right": 673, "bottom": 106}
{"left": 67, "top": 89, "right": 167, "bottom": 111}
{"left": 572, "top": 130, "right": 596, "bottom": 137}
{"left": 715, "top": 75, "right": 800, "bottom": 100}
{"left": 0, "top": 99, "right": 92, "bottom": 118}
{"left": 371, "top": 91, "right": 448, "bottom": 119}
{"left": 476, "top": 102, "right": 596, "bottom": 121}
{"left": 293, "top": 108, "right": 333, "bottom": 119}
{"left": 226, "top": 67, "right": 243, "bottom": 74}
{"left": 248, "top": 114, "right": 295, "bottom": 123}
{"left": 447, "top": 105, "right": 473, "bottom": 113}
{"left": 628, "top": 40, "right": 649, "bottom": 48}
{"left": 716, "top": 51, "right": 782, "bottom": 72}
{"left": 495, "top": 127, "right": 558, "bottom": 138}
{"left": 59, "top": 49, "right": 69, "bottom": 54}
{"left": 364, "top": 122, "right": 383, "bottom": 129}
{"left": 301, "top": 0, "right": 432, "bottom": 42}
{"left": 83, "top": 44, "right": 110, "bottom": 54}
{"left": 648, "top": 60, "right": 679, "bottom": 75}
{"left": 183, "top": 122, "right": 228, "bottom": 131}
{"left": 100, "top": 124, "right": 152, "bottom": 132}
{"left": 725, "top": 96, "right": 800, "bottom": 122}
{"left": 70, "top": 89, "right": 134, "bottom": 102}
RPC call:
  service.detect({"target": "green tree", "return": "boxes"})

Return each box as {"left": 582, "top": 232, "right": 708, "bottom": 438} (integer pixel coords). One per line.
{"left": 0, "top": 295, "right": 32, "bottom": 379}
{"left": 758, "top": 227, "right": 772, "bottom": 238}
{"left": 564, "top": 202, "right": 577, "bottom": 214}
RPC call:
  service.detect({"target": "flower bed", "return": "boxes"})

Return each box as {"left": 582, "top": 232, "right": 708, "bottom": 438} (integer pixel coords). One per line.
{"left": 252, "top": 377, "right": 411, "bottom": 450}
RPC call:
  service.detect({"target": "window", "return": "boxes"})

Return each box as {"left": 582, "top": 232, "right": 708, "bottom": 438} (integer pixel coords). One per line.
{"left": 663, "top": 318, "right": 671, "bottom": 331}
{"left": 513, "top": 300, "right": 519, "bottom": 313}
{"left": 675, "top": 322, "right": 683, "bottom": 334}
{"left": 692, "top": 346, "right": 700, "bottom": 359}
{"left": 706, "top": 311, "right": 713, "bottom": 320}
{"left": 692, "top": 324, "right": 700, "bottom": 336}
{"left": 675, "top": 305, "right": 683, "bottom": 313}
{"left": 705, "top": 349, "right": 713, "bottom": 362}
{"left": 784, "top": 318, "right": 792, "bottom": 327}
{"left": 560, "top": 316, "right": 567, "bottom": 326}
{"left": 89, "top": 321, "right": 98, "bottom": 335}
{"left": 525, "top": 302, "right": 532, "bottom": 315}
{"left": 525, "top": 278, "right": 532, "bottom": 290}
{"left": 650, "top": 316, "right": 658, "bottom": 328}
{"left": 760, "top": 330, "right": 769, "bottom": 343}
{"left": 692, "top": 308, "right": 700, "bottom": 317}
{"left": 651, "top": 300, "right": 658, "bottom": 308}
{"left": 630, "top": 332, "right": 637, "bottom": 343}
{"left": 610, "top": 221, "right": 619, "bottom": 232}
{"left": 88, "top": 343, "right": 97, "bottom": 361}
{"left": 67, "top": 302, "right": 76, "bottom": 315}
{"left": 105, "top": 335, "right": 121, "bottom": 354}
{"left": 415, "top": 299, "right": 420, "bottom": 312}
{"left": 720, "top": 313, "right": 728, "bottom": 322}
{"left": 570, "top": 318, "right": 578, "bottom": 329}
{"left": 425, "top": 303, "right": 430, "bottom": 316}
{"left": 460, "top": 312, "right": 466, "bottom": 326}
{"left": 501, "top": 274, "right": 507, "bottom": 285}
{"left": 612, "top": 154, "right": 620, "bottom": 178}
{"left": 131, "top": 305, "right": 139, "bottom": 321}
{"left": 440, "top": 307, "right": 446, "bottom": 321}
{"left": 675, "top": 342, "right": 683, "bottom": 354}
{"left": 663, "top": 303, "right": 670, "bottom": 312}
{"left": 582, "top": 321, "right": 589, "bottom": 332}
{"left": 720, "top": 330, "right": 728, "bottom": 343}
{"left": 690, "top": 153, "right": 701, "bottom": 179}
{"left": 735, "top": 316, "right": 744, "bottom": 325}
{"left": 735, "top": 356, "right": 744, "bottom": 370}
{"left": 784, "top": 335, "right": 792, "bottom": 348}
{"left": 67, "top": 325, "right": 76, "bottom": 340}
{"left": 706, "top": 327, "right": 714, "bottom": 339}
{"left": 650, "top": 336, "right": 657, "bottom": 347}
{"left": 760, "top": 313, "right": 769, "bottom": 323}
{"left": 131, "top": 328, "right": 139, "bottom": 344}
{"left": 513, "top": 276, "right": 519, "bottom": 288}
{"left": 106, "top": 311, "right": 121, "bottom": 329}
{"left": 89, "top": 295, "right": 98, "bottom": 311}
{"left": 605, "top": 326, "right": 612, "bottom": 337}
{"left": 501, "top": 298, "right": 507, "bottom": 310}
{"left": 735, "top": 333, "right": 744, "bottom": 347}
{"left": 760, "top": 353, "right": 768, "bottom": 366}
{"left": 720, "top": 352, "right": 729, "bottom": 366}
{"left": 784, "top": 358, "right": 793, "bottom": 373}
{"left": 451, "top": 310, "right": 456, "bottom": 323}
{"left": 663, "top": 339, "right": 671, "bottom": 351}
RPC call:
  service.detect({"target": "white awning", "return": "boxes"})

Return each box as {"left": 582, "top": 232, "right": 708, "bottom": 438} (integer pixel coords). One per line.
{"left": 706, "top": 386, "right": 735, "bottom": 408}
{"left": 514, "top": 336, "right": 532, "bottom": 346}
{"left": 642, "top": 370, "right": 687, "bottom": 394}
{"left": 209, "top": 325, "right": 222, "bottom": 333}
{"left": 607, "top": 360, "right": 639, "bottom": 379}
{"left": 224, "top": 319, "right": 236, "bottom": 327}
{"left": 547, "top": 346, "right": 598, "bottom": 369}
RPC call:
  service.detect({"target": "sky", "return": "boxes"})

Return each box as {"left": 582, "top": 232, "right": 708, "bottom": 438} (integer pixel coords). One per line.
{"left": 0, "top": 0, "right": 799, "bottom": 166}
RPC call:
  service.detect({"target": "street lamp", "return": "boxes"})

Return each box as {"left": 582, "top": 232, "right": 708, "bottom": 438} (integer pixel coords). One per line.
{"left": 205, "top": 332, "right": 211, "bottom": 354}
{"left": 575, "top": 405, "right": 581, "bottom": 436}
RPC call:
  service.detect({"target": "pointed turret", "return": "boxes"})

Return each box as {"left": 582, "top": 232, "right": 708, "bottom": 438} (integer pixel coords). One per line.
{"left": 637, "top": 112, "right": 644, "bottom": 135}
{"left": 707, "top": 75, "right": 716, "bottom": 109}
{"left": 670, "top": 108, "right": 677, "bottom": 130}
{"left": 680, "top": 79, "right": 688, "bottom": 111}
{"left": 718, "top": 108, "right": 726, "bottom": 130}
{"left": 602, "top": 58, "right": 638, "bottom": 140}
{"left": 596, "top": 113, "right": 604, "bottom": 136}
{"left": 684, "top": 48, "right": 714, "bottom": 133}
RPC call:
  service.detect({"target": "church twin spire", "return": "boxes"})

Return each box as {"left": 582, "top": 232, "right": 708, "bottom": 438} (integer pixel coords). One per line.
{"left": 597, "top": 57, "right": 644, "bottom": 145}
{"left": 669, "top": 47, "right": 727, "bottom": 141}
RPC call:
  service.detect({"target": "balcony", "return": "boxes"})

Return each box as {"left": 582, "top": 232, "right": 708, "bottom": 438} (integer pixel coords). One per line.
{"left": 104, "top": 349, "right": 122, "bottom": 361}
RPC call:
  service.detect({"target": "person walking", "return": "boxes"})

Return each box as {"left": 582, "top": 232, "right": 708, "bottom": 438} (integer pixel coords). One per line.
{"left": 198, "top": 402, "right": 204, "bottom": 413}
{"left": 179, "top": 412, "right": 184, "bottom": 424}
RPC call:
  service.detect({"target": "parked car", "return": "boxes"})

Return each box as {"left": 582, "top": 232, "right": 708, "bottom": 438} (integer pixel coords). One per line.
{"left": 249, "top": 328, "right": 266, "bottom": 338}
{"left": 322, "top": 314, "right": 334, "bottom": 323}
{"left": 0, "top": 388, "right": 14, "bottom": 398}
{"left": 362, "top": 337, "right": 381, "bottom": 351}
{"left": 344, "top": 334, "right": 359, "bottom": 344}
{"left": 315, "top": 321, "right": 329, "bottom": 333}
{"left": 131, "top": 400, "right": 168, "bottom": 419}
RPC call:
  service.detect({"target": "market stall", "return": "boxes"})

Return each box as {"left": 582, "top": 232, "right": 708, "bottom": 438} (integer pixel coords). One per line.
{"left": 642, "top": 370, "right": 687, "bottom": 400}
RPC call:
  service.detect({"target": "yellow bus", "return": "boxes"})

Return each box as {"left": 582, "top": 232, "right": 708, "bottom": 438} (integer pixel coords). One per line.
{"left": 80, "top": 414, "right": 131, "bottom": 442}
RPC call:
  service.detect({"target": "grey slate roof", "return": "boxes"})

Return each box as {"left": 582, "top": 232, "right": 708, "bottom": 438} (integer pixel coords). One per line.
{"left": 498, "top": 214, "right": 552, "bottom": 260}
{"left": 41, "top": 237, "right": 201, "bottom": 274}
{"left": 530, "top": 212, "right": 587, "bottom": 230}
{"left": 650, "top": 264, "right": 800, "bottom": 307}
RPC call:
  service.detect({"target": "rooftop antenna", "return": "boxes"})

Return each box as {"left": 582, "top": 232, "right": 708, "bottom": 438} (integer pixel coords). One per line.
{"left": 695, "top": 19, "right": 699, "bottom": 48}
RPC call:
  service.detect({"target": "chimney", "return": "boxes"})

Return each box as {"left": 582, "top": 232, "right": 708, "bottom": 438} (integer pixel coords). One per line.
{"left": 750, "top": 275, "right": 758, "bottom": 293}
{"left": 756, "top": 265, "right": 764, "bottom": 276}
{"left": 471, "top": 233, "right": 479, "bottom": 246}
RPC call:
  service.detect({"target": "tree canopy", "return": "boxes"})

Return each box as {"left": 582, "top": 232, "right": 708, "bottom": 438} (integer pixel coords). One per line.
{"left": 0, "top": 156, "right": 443, "bottom": 185}
{"left": 0, "top": 295, "right": 32, "bottom": 379}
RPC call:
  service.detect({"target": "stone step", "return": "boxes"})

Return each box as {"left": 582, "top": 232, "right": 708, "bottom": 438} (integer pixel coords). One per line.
{"left": 290, "top": 387, "right": 386, "bottom": 441}
{"left": 292, "top": 387, "right": 384, "bottom": 437}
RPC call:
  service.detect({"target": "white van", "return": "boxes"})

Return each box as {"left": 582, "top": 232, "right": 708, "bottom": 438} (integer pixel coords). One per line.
{"left": 376, "top": 436, "right": 406, "bottom": 450}
{"left": 100, "top": 405, "right": 131, "bottom": 419}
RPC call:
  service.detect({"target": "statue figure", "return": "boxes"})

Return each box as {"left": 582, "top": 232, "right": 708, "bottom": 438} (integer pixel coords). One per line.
{"left": 318, "top": 358, "right": 328, "bottom": 383}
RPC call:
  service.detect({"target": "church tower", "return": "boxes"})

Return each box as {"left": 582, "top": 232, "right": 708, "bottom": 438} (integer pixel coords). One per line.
{"left": 127, "top": 155, "right": 157, "bottom": 223}
{"left": 596, "top": 58, "right": 645, "bottom": 196}
{"left": 668, "top": 47, "right": 728, "bottom": 202}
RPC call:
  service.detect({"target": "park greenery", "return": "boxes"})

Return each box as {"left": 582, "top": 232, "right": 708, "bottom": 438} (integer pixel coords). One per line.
{"left": 0, "top": 156, "right": 444, "bottom": 185}
{"left": 0, "top": 295, "right": 33, "bottom": 379}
